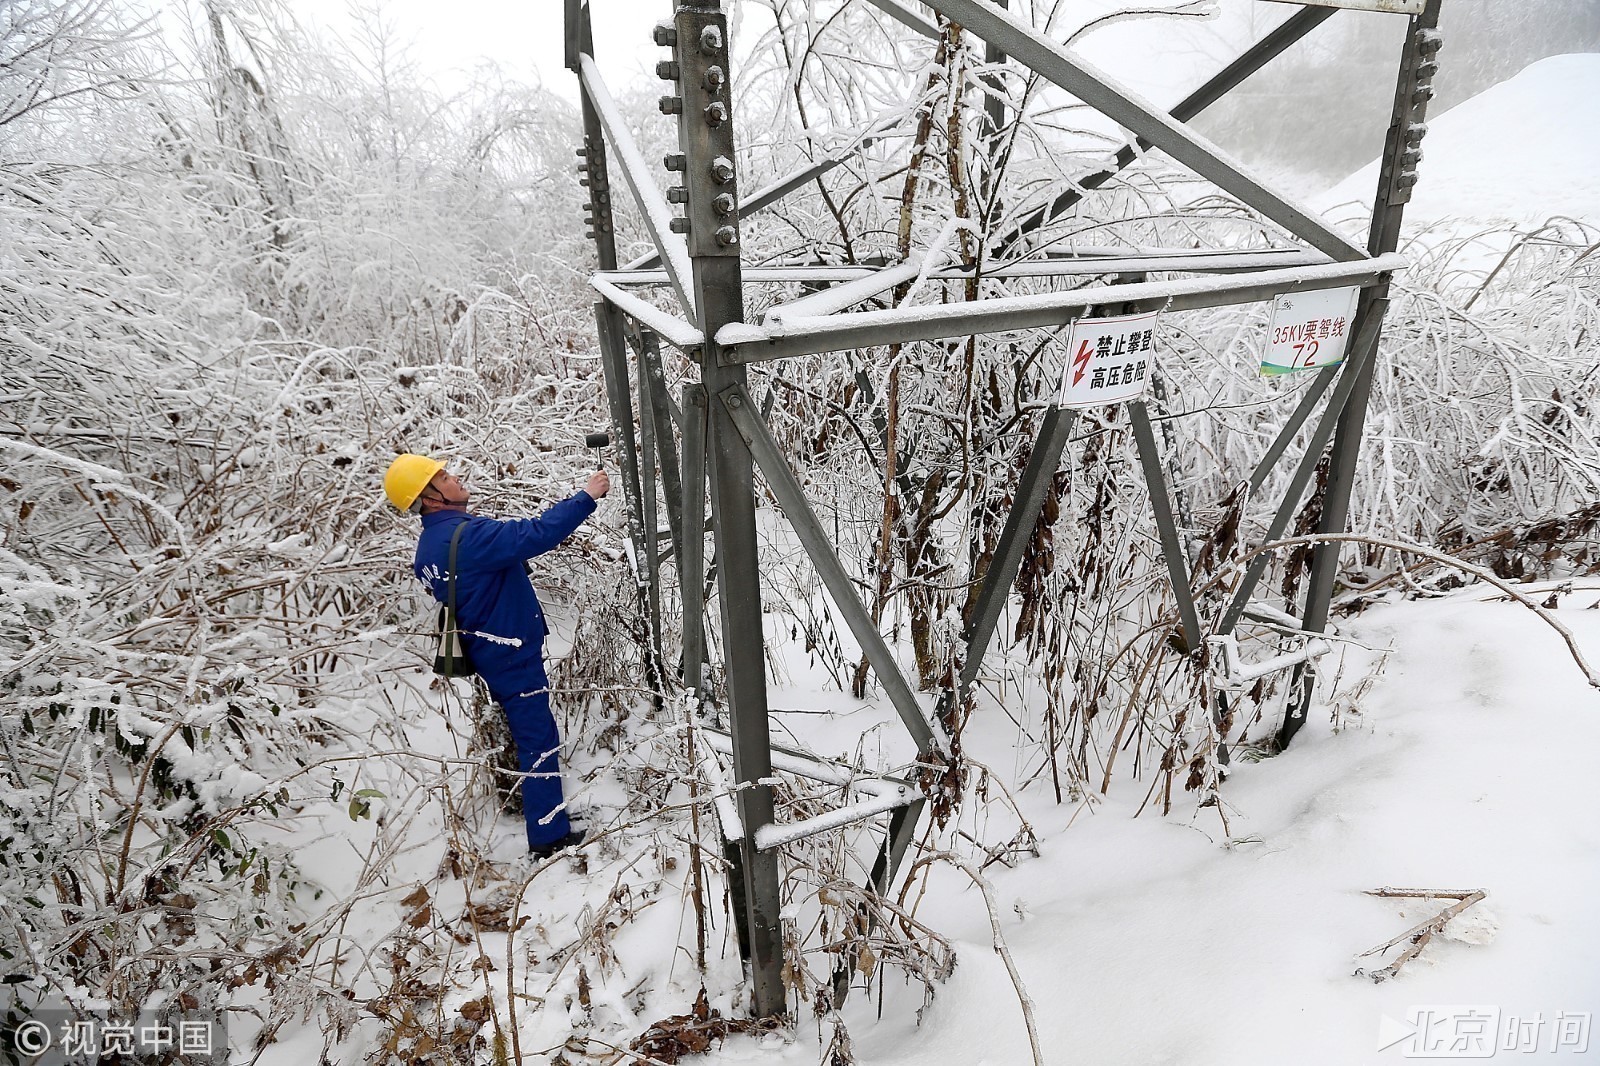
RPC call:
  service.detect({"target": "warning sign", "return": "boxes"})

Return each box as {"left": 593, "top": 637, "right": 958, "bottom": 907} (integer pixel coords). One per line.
{"left": 1058, "top": 311, "right": 1159, "bottom": 409}
{"left": 1262, "top": 286, "right": 1360, "bottom": 375}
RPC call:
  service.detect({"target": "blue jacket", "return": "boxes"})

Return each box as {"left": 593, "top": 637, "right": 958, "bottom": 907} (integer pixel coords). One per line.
{"left": 414, "top": 492, "right": 597, "bottom": 701}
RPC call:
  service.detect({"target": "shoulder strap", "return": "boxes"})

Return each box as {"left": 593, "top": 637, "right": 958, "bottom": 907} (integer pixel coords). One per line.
{"left": 445, "top": 520, "right": 467, "bottom": 672}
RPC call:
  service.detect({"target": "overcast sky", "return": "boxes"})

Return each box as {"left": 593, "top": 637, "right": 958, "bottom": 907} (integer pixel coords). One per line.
{"left": 292, "top": 0, "right": 716, "bottom": 101}
{"left": 278, "top": 0, "right": 1249, "bottom": 105}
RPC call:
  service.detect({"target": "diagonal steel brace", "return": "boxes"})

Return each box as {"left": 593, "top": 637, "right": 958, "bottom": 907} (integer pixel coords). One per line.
{"left": 719, "top": 383, "right": 940, "bottom": 753}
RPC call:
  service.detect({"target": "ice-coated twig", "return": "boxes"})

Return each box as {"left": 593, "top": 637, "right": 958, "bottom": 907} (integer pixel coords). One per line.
{"left": 907, "top": 851, "right": 1045, "bottom": 1066}
{"left": 1356, "top": 888, "right": 1487, "bottom": 983}
{"left": 1252, "top": 533, "right": 1600, "bottom": 692}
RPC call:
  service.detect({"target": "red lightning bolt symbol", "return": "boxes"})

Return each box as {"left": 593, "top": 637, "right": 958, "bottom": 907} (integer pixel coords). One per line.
{"left": 1071, "top": 339, "right": 1093, "bottom": 386}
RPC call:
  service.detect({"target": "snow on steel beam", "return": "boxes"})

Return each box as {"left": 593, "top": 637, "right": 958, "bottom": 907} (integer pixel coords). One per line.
{"left": 762, "top": 254, "right": 932, "bottom": 328}
{"left": 598, "top": 249, "right": 1325, "bottom": 289}
{"left": 578, "top": 55, "right": 697, "bottom": 321}
{"left": 921, "top": 0, "right": 1368, "bottom": 264}
{"left": 1264, "top": 0, "right": 1423, "bottom": 12}
{"left": 995, "top": 5, "right": 1337, "bottom": 253}
{"left": 754, "top": 787, "right": 920, "bottom": 851}
{"left": 697, "top": 725, "right": 915, "bottom": 796}
{"left": 1208, "top": 634, "right": 1333, "bottom": 690}
{"left": 954, "top": 249, "right": 1327, "bottom": 277}
{"left": 858, "top": 0, "right": 941, "bottom": 41}
{"left": 717, "top": 254, "right": 1407, "bottom": 363}
{"left": 589, "top": 276, "right": 705, "bottom": 351}
{"left": 692, "top": 725, "right": 747, "bottom": 843}
{"left": 599, "top": 266, "right": 880, "bottom": 286}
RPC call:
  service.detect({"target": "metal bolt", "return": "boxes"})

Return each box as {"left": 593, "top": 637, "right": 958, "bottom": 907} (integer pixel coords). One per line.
{"left": 579, "top": 177, "right": 590, "bottom": 187}
{"left": 1415, "top": 60, "right": 1438, "bottom": 82}
{"left": 663, "top": 153, "right": 687, "bottom": 171}
{"left": 703, "top": 65, "right": 725, "bottom": 92}
{"left": 726, "top": 392, "right": 742, "bottom": 408}
{"left": 704, "top": 101, "right": 727, "bottom": 127}
{"left": 576, "top": 146, "right": 588, "bottom": 158}
{"left": 716, "top": 225, "right": 738, "bottom": 247}
{"left": 656, "top": 60, "right": 680, "bottom": 81}
{"left": 711, "top": 158, "right": 735, "bottom": 184}
{"left": 669, "top": 217, "right": 691, "bottom": 234}
{"left": 699, "top": 24, "right": 723, "bottom": 53}
{"left": 666, "top": 186, "right": 689, "bottom": 204}
{"left": 713, "top": 193, "right": 735, "bottom": 216}
{"left": 652, "top": 23, "right": 676, "bottom": 47}
{"left": 659, "top": 95, "right": 683, "bottom": 115}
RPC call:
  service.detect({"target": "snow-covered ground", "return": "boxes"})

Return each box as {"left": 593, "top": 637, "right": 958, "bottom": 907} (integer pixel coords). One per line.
{"left": 804, "top": 586, "right": 1600, "bottom": 1065}
{"left": 274, "top": 582, "right": 1599, "bottom": 1065}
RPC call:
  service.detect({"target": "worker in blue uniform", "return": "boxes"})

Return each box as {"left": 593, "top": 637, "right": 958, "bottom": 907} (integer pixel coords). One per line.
{"left": 385, "top": 454, "right": 609, "bottom": 858}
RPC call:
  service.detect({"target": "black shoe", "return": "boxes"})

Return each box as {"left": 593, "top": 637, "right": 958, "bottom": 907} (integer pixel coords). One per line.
{"left": 528, "top": 829, "right": 586, "bottom": 859}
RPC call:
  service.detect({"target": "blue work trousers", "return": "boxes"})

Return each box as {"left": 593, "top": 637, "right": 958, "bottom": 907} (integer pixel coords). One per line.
{"left": 501, "top": 683, "right": 571, "bottom": 849}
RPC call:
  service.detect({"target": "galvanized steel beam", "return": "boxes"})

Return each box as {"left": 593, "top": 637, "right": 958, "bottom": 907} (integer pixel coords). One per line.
{"left": 628, "top": 114, "right": 913, "bottom": 271}
{"left": 918, "top": 0, "right": 1368, "bottom": 263}
{"left": 1248, "top": 364, "right": 1341, "bottom": 495}
{"left": 721, "top": 384, "right": 939, "bottom": 753}
{"left": 995, "top": 6, "right": 1337, "bottom": 254}
{"left": 719, "top": 256, "right": 1405, "bottom": 364}
{"left": 600, "top": 248, "right": 1325, "bottom": 289}
{"left": 578, "top": 54, "right": 698, "bottom": 321}
{"left": 680, "top": 384, "right": 709, "bottom": 696}
{"left": 633, "top": 328, "right": 668, "bottom": 702}
{"left": 1128, "top": 400, "right": 1203, "bottom": 654}
{"left": 858, "top": 0, "right": 941, "bottom": 41}
{"left": 1284, "top": 0, "right": 1442, "bottom": 748}
{"left": 595, "top": 302, "right": 650, "bottom": 581}
{"left": 663, "top": 2, "right": 786, "bottom": 1019}
{"left": 628, "top": 327, "right": 686, "bottom": 569}
{"left": 1216, "top": 300, "right": 1388, "bottom": 636}
{"left": 960, "top": 404, "right": 1077, "bottom": 696}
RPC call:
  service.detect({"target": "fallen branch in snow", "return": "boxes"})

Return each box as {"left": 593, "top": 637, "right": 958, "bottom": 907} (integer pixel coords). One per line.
{"left": 906, "top": 851, "right": 1044, "bottom": 1066}
{"left": 1355, "top": 887, "right": 1488, "bottom": 983}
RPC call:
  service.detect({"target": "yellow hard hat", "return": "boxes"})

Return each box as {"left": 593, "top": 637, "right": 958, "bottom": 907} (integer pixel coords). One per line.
{"left": 384, "top": 453, "right": 445, "bottom": 511}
